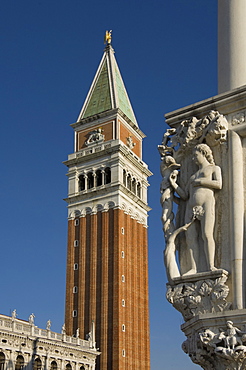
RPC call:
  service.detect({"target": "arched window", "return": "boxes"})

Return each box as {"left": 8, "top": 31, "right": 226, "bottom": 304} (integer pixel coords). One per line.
{"left": 137, "top": 182, "right": 141, "bottom": 198}
{"left": 79, "top": 175, "right": 85, "bottom": 191}
{"left": 15, "top": 355, "right": 24, "bottom": 370}
{"left": 0, "top": 352, "right": 5, "bottom": 370}
{"left": 96, "top": 170, "right": 102, "bottom": 186}
{"left": 87, "top": 172, "right": 94, "bottom": 189}
{"left": 123, "top": 170, "right": 126, "bottom": 186}
{"left": 105, "top": 167, "right": 111, "bottom": 184}
{"left": 80, "top": 366, "right": 85, "bottom": 370}
{"left": 50, "top": 361, "right": 57, "bottom": 370}
{"left": 34, "top": 358, "right": 42, "bottom": 370}
{"left": 66, "top": 364, "right": 72, "bottom": 370}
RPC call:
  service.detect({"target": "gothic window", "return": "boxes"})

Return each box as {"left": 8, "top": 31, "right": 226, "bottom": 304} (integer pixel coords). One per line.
{"left": 137, "top": 182, "right": 141, "bottom": 198}
{"left": 50, "top": 361, "right": 57, "bottom": 370}
{"left": 15, "top": 355, "right": 24, "bottom": 370}
{"left": 33, "top": 358, "right": 42, "bottom": 370}
{"left": 79, "top": 175, "right": 85, "bottom": 191}
{"left": 96, "top": 169, "right": 102, "bottom": 186}
{"left": 0, "top": 352, "right": 5, "bottom": 370}
{"left": 87, "top": 172, "right": 94, "bottom": 189}
{"left": 105, "top": 167, "right": 111, "bottom": 184}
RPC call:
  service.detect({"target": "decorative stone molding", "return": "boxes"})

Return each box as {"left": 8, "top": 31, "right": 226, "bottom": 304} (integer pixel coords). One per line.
{"left": 166, "top": 270, "right": 231, "bottom": 321}
{"left": 68, "top": 201, "right": 147, "bottom": 225}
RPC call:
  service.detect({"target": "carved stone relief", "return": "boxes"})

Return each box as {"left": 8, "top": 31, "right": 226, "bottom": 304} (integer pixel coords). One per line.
{"left": 166, "top": 272, "right": 231, "bottom": 321}
{"left": 126, "top": 135, "right": 136, "bottom": 149}
{"left": 159, "top": 111, "right": 228, "bottom": 282}
{"left": 183, "top": 320, "right": 246, "bottom": 369}
{"left": 85, "top": 128, "right": 105, "bottom": 146}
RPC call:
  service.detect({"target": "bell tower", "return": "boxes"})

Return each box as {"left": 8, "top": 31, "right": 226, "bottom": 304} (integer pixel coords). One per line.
{"left": 64, "top": 34, "right": 151, "bottom": 370}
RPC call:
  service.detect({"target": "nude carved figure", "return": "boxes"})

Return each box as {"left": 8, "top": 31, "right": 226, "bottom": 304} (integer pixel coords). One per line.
{"left": 169, "top": 144, "right": 222, "bottom": 275}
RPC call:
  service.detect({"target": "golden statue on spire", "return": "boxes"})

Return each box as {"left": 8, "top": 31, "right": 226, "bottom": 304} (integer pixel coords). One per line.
{"left": 104, "top": 30, "right": 112, "bottom": 45}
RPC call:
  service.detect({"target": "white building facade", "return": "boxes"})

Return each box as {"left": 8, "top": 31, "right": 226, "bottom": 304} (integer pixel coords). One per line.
{"left": 0, "top": 314, "right": 99, "bottom": 370}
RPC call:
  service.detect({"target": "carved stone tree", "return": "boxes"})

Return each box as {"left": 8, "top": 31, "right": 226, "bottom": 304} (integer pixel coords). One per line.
{"left": 159, "top": 87, "right": 246, "bottom": 369}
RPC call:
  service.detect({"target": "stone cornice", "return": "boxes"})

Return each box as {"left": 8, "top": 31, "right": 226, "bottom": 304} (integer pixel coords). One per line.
{"left": 63, "top": 141, "right": 152, "bottom": 177}
{"left": 165, "top": 84, "right": 246, "bottom": 128}
{"left": 71, "top": 108, "right": 146, "bottom": 138}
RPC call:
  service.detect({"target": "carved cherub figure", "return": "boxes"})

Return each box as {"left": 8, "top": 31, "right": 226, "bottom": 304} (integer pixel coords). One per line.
{"left": 169, "top": 143, "right": 222, "bottom": 274}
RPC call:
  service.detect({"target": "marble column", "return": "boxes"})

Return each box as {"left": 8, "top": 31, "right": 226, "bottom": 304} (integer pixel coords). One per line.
{"left": 218, "top": 0, "right": 246, "bottom": 93}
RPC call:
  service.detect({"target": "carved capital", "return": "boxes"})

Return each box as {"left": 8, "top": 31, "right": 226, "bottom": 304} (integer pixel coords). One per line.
{"left": 182, "top": 315, "right": 246, "bottom": 369}
{"left": 166, "top": 270, "right": 231, "bottom": 321}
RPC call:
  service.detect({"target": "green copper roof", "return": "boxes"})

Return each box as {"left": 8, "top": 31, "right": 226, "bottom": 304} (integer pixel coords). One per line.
{"left": 83, "top": 59, "right": 112, "bottom": 118}
{"left": 78, "top": 45, "right": 138, "bottom": 126}
{"left": 114, "top": 63, "right": 136, "bottom": 124}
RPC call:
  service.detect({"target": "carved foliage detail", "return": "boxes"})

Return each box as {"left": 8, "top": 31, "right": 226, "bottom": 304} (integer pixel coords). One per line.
{"left": 166, "top": 275, "right": 231, "bottom": 321}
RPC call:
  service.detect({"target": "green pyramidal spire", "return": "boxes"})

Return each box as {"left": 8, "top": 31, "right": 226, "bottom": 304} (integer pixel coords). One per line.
{"left": 77, "top": 43, "right": 138, "bottom": 127}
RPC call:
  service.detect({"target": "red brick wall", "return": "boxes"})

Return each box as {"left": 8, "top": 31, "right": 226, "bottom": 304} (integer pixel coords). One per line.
{"left": 65, "top": 209, "right": 150, "bottom": 370}
{"left": 119, "top": 120, "right": 141, "bottom": 158}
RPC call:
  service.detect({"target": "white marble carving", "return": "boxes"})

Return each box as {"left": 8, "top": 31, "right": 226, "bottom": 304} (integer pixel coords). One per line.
{"left": 85, "top": 128, "right": 105, "bottom": 146}
{"left": 126, "top": 135, "right": 136, "bottom": 149}
{"left": 166, "top": 272, "right": 231, "bottom": 321}
{"left": 159, "top": 111, "right": 228, "bottom": 280}
{"left": 183, "top": 321, "right": 246, "bottom": 369}
{"left": 169, "top": 143, "right": 222, "bottom": 275}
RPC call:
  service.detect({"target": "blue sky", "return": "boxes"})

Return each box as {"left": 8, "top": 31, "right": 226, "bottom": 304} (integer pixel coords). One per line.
{"left": 1, "top": 1, "right": 218, "bottom": 369}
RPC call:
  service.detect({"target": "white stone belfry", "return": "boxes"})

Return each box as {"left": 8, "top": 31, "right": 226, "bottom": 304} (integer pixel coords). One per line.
{"left": 159, "top": 2, "right": 246, "bottom": 369}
